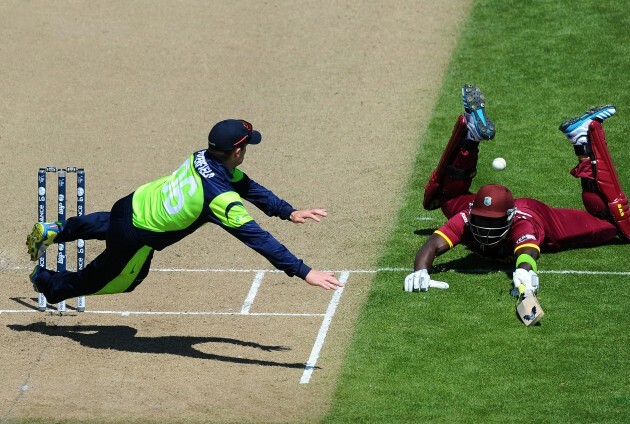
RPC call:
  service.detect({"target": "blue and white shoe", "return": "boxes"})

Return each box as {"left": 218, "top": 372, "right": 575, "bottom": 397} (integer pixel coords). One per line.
{"left": 29, "top": 265, "right": 42, "bottom": 292}
{"left": 462, "top": 84, "right": 495, "bottom": 141}
{"left": 26, "top": 222, "right": 60, "bottom": 261}
{"left": 559, "top": 104, "right": 616, "bottom": 146}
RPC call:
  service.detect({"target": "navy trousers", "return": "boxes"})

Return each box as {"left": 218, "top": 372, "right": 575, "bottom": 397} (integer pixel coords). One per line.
{"left": 37, "top": 194, "right": 154, "bottom": 304}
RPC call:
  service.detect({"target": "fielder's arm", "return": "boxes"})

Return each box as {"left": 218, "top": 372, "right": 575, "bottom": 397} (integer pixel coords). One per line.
{"left": 230, "top": 170, "right": 295, "bottom": 220}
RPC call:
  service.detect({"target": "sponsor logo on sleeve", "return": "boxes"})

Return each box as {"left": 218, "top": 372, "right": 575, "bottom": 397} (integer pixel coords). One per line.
{"left": 516, "top": 234, "right": 536, "bottom": 244}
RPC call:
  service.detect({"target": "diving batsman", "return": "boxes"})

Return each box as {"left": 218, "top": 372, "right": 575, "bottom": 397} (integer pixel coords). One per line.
{"left": 404, "top": 85, "right": 629, "bottom": 324}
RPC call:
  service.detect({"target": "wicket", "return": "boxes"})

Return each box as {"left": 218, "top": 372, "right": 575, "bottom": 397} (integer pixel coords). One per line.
{"left": 37, "top": 167, "right": 86, "bottom": 312}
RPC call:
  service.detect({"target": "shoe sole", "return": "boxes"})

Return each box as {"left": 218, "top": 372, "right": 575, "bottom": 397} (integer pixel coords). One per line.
{"left": 462, "top": 84, "right": 495, "bottom": 140}
{"left": 559, "top": 104, "right": 616, "bottom": 133}
{"left": 26, "top": 223, "right": 46, "bottom": 261}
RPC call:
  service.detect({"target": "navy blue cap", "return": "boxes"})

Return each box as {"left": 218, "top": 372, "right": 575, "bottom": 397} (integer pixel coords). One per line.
{"left": 208, "top": 119, "right": 262, "bottom": 151}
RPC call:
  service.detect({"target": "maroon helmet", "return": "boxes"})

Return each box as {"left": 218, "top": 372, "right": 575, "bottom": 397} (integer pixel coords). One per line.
{"left": 468, "top": 184, "right": 517, "bottom": 247}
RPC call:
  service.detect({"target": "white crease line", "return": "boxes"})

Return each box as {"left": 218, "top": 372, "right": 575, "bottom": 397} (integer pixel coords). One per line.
{"left": 151, "top": 268, "right": 285, "bottom": 273}
{"left": 300, "top": 271, "right": 349, "bottom": 385}
{"left": 0, "top": 310, "right": 38, "bottom": 314}
{"left": 538, "top": 270, "right": 630, "bottom": 275}
{"left": 0, "top": 310, "right": 325, "bottom": 316}
{"left": 241, "top": 271, "right": 265, "bottom": 314}
{"left": 89, "top": 311, "right": 324, "bottom": 317}
{"left": 2, "top": 265, "right": 630, "bottom": 275}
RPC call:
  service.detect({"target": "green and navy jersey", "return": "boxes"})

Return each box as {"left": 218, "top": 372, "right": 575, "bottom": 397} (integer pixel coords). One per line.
{"left": 131, "top": 150, "right": 310, "bottom": 279}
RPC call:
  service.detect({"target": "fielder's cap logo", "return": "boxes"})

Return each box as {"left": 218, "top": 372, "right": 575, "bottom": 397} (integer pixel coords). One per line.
{"left": 239, "top": 120, "right": 253, "bottom": 131}
{"left": 484, "top": 196, "right": 492, "bottom": 206}
{"left": 208, "top": 119, "right": 262, "bottom": 151}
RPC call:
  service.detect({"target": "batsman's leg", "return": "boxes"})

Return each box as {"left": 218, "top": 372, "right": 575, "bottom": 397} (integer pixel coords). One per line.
{"left": 424, "top": 85, "right": 494, "bottom": 214}
{"left": 587, "top": 121, "right": 630, "bottom": 240}
{"left": 561, "top": 105, "right": 630, "bottom": 240}
{"left": 423, "top": 115, "right": 480, "bottom": 219}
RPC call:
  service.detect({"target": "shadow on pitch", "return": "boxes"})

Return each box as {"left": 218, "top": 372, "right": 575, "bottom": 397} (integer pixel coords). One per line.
{"left": 8, "top": 322, "right": 312, "bottom": 369}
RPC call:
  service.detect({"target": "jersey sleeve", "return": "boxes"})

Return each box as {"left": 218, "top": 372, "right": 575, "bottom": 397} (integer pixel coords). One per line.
{"left": 434, "top": 212, "right": 467, "bottom": 248}
{"left": 230, "top": 168, "right": 295, "bottom": 220}
{"left": 202, "top": 183, "right": 309, "bottom": 278}
{"left": 222, "top": 220, "right": 311, "bottom": 279}
{"left": 509, "top": 219, "right": 543, "bottom": 254}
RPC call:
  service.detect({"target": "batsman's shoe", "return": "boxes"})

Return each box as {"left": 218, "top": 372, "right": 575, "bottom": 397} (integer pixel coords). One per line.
{"left": 559, "top": 104, "right": 616, "bottom": 146}
{"left": 462, "top": 84, "right": 495, "bottom": 141}
{"left": 29, "top": 265, "right": 42, "bottom": 292}
{"left": 26, "top": 222, "right": 60, "bottom": 261}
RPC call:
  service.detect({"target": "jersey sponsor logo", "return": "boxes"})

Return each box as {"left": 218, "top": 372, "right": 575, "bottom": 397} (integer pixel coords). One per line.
{"left": 193, "top": 151, "right": 215, "bottom": 179}
{"left": 460, "top": 211, "right": 468, "bottom": 224}
{"left": 516, "top": 234, "right": 536, "bottom": 244}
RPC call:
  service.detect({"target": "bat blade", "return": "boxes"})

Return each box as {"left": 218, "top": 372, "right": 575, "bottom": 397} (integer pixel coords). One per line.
{"left": 516, "top": 288, "right": 544, "bottom": 326}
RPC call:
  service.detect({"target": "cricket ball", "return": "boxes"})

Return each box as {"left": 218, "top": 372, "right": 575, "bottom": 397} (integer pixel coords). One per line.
{"left": 492, "top": 157, "right": 506, "bottom": 170}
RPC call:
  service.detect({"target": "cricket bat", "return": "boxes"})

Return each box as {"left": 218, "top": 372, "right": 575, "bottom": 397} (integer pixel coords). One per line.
{"left": 516, "top": 284, "right": 544, "bottom": 326}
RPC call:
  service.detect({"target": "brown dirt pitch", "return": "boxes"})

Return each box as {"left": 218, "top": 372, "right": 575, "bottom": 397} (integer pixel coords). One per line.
{"left": 0, "top": 1, "right": 470, "bottom": 422}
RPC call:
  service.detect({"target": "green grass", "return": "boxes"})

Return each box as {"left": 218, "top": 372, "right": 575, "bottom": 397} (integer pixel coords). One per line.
{"left": 323, "top": 1, "right": 630, "bottom": 423}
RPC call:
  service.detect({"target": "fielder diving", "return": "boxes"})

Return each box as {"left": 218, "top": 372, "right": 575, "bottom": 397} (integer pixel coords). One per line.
{"left": 27, "top": 119, "right": 343, "bottom": 305}
{"left": 405, "top": 85, "right": 629, "bottom": 297}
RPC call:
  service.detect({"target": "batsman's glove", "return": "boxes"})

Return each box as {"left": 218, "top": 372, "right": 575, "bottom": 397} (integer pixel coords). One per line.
{"left": 404, "top": 269, "right": 449, "bottom": 292}
{"left": 512, "top": 268, "right": 539, "bottom": 294}
{"left": 404, "top": 269, "right": 430, "bottom": 292}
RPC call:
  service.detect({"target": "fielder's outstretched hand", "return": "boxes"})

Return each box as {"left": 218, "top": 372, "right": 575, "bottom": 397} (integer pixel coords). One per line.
{"left": 305, "top": 270, "right": 343, "bottom": 290}
{"left": 290, "top": 209, "right": 328, "bottom": 224}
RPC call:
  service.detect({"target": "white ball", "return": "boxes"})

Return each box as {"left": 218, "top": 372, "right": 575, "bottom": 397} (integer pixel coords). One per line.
{"left": 492, "top": 157, "right": 506, "bottom": 170}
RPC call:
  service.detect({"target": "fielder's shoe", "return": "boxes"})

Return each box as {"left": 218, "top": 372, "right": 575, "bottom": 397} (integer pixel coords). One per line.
{"left": 26, "top": 222, "right": 60, "bottom": 261}
{"left": 462, "top": 84, "right": 495, "bottom": 141}
{"left": 559, "top": 104, "right": 616, "bottom": 146}
{"left": 29, "top": 265, "right": 42, "bottom": 292}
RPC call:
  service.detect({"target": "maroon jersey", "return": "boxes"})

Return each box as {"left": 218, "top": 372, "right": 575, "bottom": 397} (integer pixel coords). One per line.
{"left": 435, "top": 198, "right": 617, "bottom": 260}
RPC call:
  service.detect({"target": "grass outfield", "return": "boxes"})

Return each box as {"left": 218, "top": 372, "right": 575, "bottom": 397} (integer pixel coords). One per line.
{"left": 324, "top": 1, "right": 629, "bottom": 423}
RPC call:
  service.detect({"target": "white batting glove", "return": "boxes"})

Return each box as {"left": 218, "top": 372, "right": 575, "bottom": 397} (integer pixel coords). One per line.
{"left": 513, "top": 268, "right": 539, "bottom": 293}
{"left": 404, "top": 269, "right": 450, "bottom": 292}
{"left": 404, "top": 269, "right": 430, "bottom": 292}
{"left": 403, "top": 270, "right": 450, "bottom": 292}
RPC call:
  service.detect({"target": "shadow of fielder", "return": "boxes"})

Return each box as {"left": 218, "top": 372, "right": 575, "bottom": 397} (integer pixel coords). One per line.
{"left": 8, "top": 322, "right": 312, "bottom": 369}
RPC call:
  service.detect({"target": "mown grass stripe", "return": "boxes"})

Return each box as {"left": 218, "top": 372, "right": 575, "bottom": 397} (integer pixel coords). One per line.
{"left": 324, "top": 0, "right": 630, "bottom": 422}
